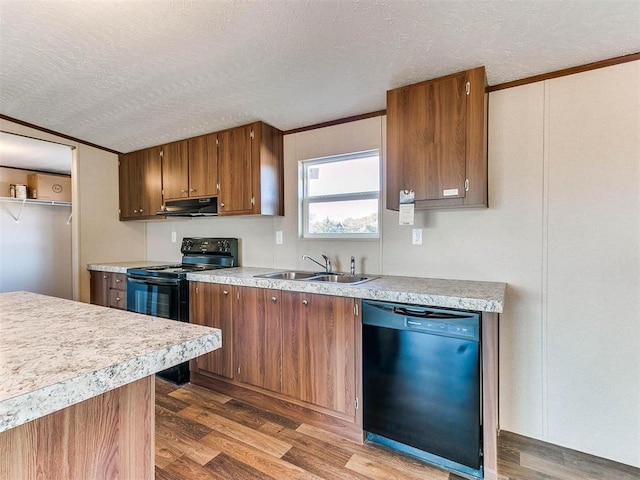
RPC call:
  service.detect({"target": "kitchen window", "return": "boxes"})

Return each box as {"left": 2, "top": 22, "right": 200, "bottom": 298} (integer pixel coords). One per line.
{"left": 300, "top": 150, "right": 380, "bottom": 238}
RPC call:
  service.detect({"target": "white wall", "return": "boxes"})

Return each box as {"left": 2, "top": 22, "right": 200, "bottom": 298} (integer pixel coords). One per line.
{"left": 0, "top": 167, "right": 73, "bottom": 299}
{"left": 0, "top": 119, "right": 147, "bottom": 303}
{"left": 543, "top": 62, "right": 639, "bottom": 462}
{"left": 146, "top": 61, "right": 640, "bottom": 467}
{"left": 146, "top": 116, "right": 385, "bottom": 273}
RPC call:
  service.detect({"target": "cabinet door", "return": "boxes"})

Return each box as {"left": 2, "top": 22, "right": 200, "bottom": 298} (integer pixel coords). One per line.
{"left": 140, "top": 146, "right": 163, "bottom": 217}
{"left": 118, "top": 151, "right": 143, "bottom": 220}
{"left": 234, "top": 286, "right": 282, "bottom": 392}
{"left": 188, "top": 134, "right": 218, "bottom": 198}
{"left": 281, "top": 292, "right": 356, "bottom": 416}
{"left": 189, "top": 282, "right": 234, "bottom": 378}
{"left": 218, "top": 125, "right": 254, "bottom": 215}
{"left": 162, "top": 140, "right": 189, "bottom": 200}
{"left": 387, "top": 71, "right": 467, "bottom": 209}
{"left": 89, "top": 271, "right": 110, "bottom": 307}
{"left": 119, "top": 147, "right": 162, "bottom": 220}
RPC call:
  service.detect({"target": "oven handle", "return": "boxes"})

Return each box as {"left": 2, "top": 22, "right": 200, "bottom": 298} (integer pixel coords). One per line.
{"left": 127, "top": 275, "right": 182, "bottom": 287}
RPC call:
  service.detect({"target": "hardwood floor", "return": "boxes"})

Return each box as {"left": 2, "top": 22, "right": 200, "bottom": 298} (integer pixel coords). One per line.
{"left": 155, "top": 379, "right": 639, "bottom": 480}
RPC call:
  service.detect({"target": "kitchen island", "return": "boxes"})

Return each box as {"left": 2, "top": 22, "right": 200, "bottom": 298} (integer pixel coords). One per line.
{"left": 0, "top": 291, "right": 221, "bottom": 479}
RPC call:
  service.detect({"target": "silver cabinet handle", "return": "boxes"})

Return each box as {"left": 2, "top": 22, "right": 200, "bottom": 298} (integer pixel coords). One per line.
{"left": 220, "top": 202, "right": 225, "bottom": 207}
{"left": 115, "top": 278, "right": 121, "bottom": 283}
{"left": 139, "top": 208, "right": 144, "bottom": 213}
{"left": 222, "top": 290, "right": 229, "bottom": 296}
{"left": 271, "top": 296, "right": 277, "bottom": 302}
{"left": 302, "top": 299, "right": 308, "bottom": 306}
{"left": 133, "top": 209, "right": 138, "bottom": 213}
{"left": 116, "top": 297, "right": 121, "bottom": 301}
{"left": 190, "top": 188, "right": 196, "bottom": 192}
{"left": 103, "top": 275, "right": 108, "bottom": 279}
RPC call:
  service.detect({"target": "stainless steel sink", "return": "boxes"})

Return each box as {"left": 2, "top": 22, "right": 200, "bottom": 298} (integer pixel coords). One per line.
{"left": 254, "top": 271, "right": 374, "bottom": 285}
{"left": 254, "top": 271, "right": 318, "bottom": 280}
{"left": 310, "top": 274, "right": 374, "bottom": 284}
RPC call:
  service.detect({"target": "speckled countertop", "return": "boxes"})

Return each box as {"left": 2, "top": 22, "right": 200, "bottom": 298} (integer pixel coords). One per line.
{"left": 0, "top": 291, "right": 221, "bottom": 433}
{"left": 187, "top": 267, "right": 507, "bottom": 313}
{"left": 87, "top": 260, "right": 173, "bottom": 273}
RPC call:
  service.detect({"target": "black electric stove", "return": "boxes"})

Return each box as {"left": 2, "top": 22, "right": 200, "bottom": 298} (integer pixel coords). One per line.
{"left": 127, "top": 238, "right": 238, "bottom": 279}
{"left": 126, "top": 237, "right": 239, "bottom": 384}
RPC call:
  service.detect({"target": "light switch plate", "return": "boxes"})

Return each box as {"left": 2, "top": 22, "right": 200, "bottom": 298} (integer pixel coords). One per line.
{"left": 275, "top": 230, "right": 283, "bottom": 245}
{"left": 412, "top": 228, "right": 422, "bottom": 245}
{"left": 171, "top": 231, "right": 177, "bottom": 243}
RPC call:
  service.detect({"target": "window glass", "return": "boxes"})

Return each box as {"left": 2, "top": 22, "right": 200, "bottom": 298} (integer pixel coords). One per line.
{"left": 301, "top": 150, "right": 380, "bottom": 238}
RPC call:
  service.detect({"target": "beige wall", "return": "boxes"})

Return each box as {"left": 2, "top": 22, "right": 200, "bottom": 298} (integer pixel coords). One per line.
{"left": 146, "top": 60, "right": 640, "bottom": 467}
{"left": 0, "top": 119, "right": 147, "bottom": 303}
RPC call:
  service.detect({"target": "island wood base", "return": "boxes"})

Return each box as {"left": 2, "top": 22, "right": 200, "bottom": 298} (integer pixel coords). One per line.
{"left": 0, "top": 376, "right": 154, "bottom": 480}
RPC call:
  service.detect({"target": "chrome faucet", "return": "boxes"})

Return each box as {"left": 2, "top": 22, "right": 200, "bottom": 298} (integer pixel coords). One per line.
{"left": 303, "top": 254, "right": 332, "bottom": 273}
{"left": 350, "top": 256, "right": 356, "bottom": 276}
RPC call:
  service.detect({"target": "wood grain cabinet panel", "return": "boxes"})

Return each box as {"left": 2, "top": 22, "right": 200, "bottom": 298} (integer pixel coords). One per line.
{"left": 161, "top": 140, "right": 189, "bottom": 200}
{"left": 89, "top": 271, "right": 110, "bottom": 307}
{"left": 281, "top": 292, "right": 357, "bottom": 416}
{"left": 218, "top": 122, "right": 283, "bottom": 216}
{"left": 233, "top": 286, "right": 282, "bottom": 392}
{"left": 118, "top": 146, "right": 162, "bottom": 220}
{"left": 217, "top": 124, "right": 254, "bottom": 215}
{"left": 189, "top": 282, "right": 233, "bottom": 378}
{"left": 119, "top": 121, "right": 281, "bottom": 218}
{"left": 188, "top": 133, "right": 218, "bottom": 198}
{"left": 387, "top": 66, "right": 487, "bottom": 210}
{"left": 90, "top": 271, "right": 127, "bottom": 310}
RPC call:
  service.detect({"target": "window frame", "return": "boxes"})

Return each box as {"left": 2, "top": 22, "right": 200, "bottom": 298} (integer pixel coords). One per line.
{"left": 299, "top": 149, "right": 381, "bottom": 240}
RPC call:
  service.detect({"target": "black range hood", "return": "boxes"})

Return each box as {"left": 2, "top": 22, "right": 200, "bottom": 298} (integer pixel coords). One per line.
{"left": 157, "top": 196, "right": 218, "bottom": 217}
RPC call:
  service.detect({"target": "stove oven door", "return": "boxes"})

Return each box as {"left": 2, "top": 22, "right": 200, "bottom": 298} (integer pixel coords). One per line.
{"left": 126, "top": 275, "right": 190, "bottom": 384}
{"left": 126, "top": 275, "right": 188, "bottom": 322}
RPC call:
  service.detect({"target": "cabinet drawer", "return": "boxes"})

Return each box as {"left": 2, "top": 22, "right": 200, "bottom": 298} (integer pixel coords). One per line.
{"left": 110, "top": 273, "right": 127, "bottom": 290}
{"left": 109, "top": 289, "right": 127, "bottom": 310}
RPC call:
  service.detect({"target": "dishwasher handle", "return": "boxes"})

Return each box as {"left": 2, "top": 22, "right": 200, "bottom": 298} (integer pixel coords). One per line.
{"left": 393, "top": 306, "right": 474, "bottom": 320}
{"left": 362, "top": 300, "right": 480, "bottom": 341}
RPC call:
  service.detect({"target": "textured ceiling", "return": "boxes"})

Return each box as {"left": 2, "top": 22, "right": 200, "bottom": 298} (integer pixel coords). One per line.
{"left": 0, "top": 0, "right": 638, "bottom": 154}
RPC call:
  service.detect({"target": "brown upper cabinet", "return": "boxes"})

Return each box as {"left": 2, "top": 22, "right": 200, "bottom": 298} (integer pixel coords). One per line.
{"left": 386, "top": 66, "right": 488, "bottom": 210}
{"left": 218, "top": 122, "right": 284, "bottom": 216}
{"left": 118, "top": 146, "right": 163, "bottom": 220}
{"left": 188, "top": 133, "right": 218, "bottom": 198}
{"left": 162, "top": 134, "right": 218, "bottom": 201}
{"left": 161, "top": 140, "right": 189, "bottom": 200}
{"left": 119, "top": 121, "right": 283, "bottom": 220}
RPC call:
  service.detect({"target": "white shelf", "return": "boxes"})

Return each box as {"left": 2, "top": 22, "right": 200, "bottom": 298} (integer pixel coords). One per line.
{"left": 0, "top": 196, "right": 71, "bottom": 207}
{"left": 0, "top": 197, "right": 72, "bottom": 223}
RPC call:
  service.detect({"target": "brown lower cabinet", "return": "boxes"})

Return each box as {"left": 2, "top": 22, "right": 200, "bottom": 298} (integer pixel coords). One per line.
{"left": 281, "top": 292, "right": 356, "bottom": 416}
{"left": 234, "top": 286, "right": 282, "bottom": 392}
{"left": 189, "top": 282, "right": 361, "bottom": 436}
{"left": 189, "top": 282, "right": 234, "bottom": 378}
{"left": 89, "top": 271, "right": 126, "bottom": 310}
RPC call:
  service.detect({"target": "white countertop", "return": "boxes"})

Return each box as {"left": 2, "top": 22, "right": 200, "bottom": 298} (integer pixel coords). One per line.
{"left": 87, "top": 260, "right": 173, "bottom": 273}
{"left": 86, "top": 262, "right": 507, "bottom": 312}
{"left": 187, "top": 267, "right": 507, "bottom": 313}
{"left": 0, "top": 291, "right": 221, "bottom": 433}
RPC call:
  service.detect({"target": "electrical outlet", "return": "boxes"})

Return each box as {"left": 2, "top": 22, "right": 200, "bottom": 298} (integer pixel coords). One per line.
{"left": 171, "top": 231, "right": 177, "bottom": 243}
{"left": 412, "top": 228, "right": 422, "bottom": 245}
{"left": 275, "top": 230, "right": 283, "bottom": 245}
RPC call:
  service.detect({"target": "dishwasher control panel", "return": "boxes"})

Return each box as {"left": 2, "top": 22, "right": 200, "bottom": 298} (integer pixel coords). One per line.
{"left": 362, "top": 300, "right": 480, "bottom": 342}
{"left": 405, "top": 318, "right": 477, "bottom": 339}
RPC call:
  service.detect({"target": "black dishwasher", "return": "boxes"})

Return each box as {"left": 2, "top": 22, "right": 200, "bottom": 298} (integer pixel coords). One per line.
{"left": 362, "top": 300, "right": 482, "bottom": 479}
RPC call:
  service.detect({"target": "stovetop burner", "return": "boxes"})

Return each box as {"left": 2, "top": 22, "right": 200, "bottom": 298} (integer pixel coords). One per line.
{"left": 126, "top": 237, "right": 239, "bottom": 279}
